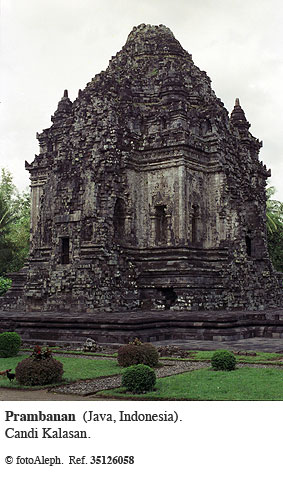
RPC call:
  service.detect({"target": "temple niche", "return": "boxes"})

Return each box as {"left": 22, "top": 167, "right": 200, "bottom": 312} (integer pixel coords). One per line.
{"left": 1, "top": 24, "right": 282, "bottom": 312}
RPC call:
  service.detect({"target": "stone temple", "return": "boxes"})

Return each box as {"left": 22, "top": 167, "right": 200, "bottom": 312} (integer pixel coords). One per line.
{"left": 2, "top": 24, "right": 282, "bottom": 315}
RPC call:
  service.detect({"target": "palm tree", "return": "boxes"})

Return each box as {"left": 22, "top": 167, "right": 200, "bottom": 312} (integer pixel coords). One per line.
{"left": 266, "top": 186, "right": 283, "bottom": 272}
{"left": 0, "top": 194, "right": 16, "bottom": 236}
{"left": 266, "top": 187, "right": 283, "bottom": 233}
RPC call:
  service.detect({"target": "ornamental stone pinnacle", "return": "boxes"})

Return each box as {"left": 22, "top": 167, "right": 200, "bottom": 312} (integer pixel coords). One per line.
{"left": 1, "top": 24, "right": 282, "bottom": 313}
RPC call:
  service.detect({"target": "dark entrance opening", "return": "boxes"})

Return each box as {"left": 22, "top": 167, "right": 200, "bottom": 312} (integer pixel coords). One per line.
{"left": 245, "top": 233, "right": 252, "bottom": 257}
{"left": 192, "top": 215, "right": 197, "bottom": 244}
{"left": 191, "top": 204, "right": 199, "bottom": 244}
{"left": 155, "top": 205, "right": 167, "bottom": 244}
{"left": 61, "top": 237, "right": 70, "bottom": 264}
{"left": 114, "top": 198, "right": 126, "bottom": 241}
{"left": 159, "top": 287, "right": 178, "bottom": 310}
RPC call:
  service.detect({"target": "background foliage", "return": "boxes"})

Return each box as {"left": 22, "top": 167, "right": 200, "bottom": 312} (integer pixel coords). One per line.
{"left": 266, "top": 186, "right": 283, "bottom": 272}
{"left": 0, "top": 169, "right": 30, "bottom": 293}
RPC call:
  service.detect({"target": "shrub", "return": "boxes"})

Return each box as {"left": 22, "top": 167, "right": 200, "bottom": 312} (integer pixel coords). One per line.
{"left": 211, "top": 350, "right": 236, "bottom": 371}
{"left": 129, "top": 337, "right": 143, "bottom": 345}
{"left": 15, "top": 346, "right": 63, "bottom": 385}
{"left": 118, "top": 342, "right": 159, "bottom": 368}
{"left": 0, "top": 277, "right": 12, "bottom": 296}
{"left": 31, "top": 345, "right": 53, "bottom": 360}
{"left": 122, "top": 364, "right": 156, "bottom": 394}
{"left": 0, "top": 332, "right": 21, "bottom": 357}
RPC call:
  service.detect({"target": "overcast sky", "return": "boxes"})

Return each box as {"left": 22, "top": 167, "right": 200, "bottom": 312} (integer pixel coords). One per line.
{"left": 1, "top": 0, "right": 283, "bottom": 201}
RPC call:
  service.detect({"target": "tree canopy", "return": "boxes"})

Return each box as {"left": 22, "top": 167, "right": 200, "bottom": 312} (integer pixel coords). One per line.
{"left": 0, "top": 168, "right": 30, "bottom": 277}
{"left": 266, "top": 186, "right": 283, "bottom": 273}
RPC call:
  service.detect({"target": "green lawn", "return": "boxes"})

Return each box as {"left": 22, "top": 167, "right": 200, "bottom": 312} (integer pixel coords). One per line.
{"left": 2, "top": 351, "right": 283, "bottom": 399}
{"left": 97, "top": 367, "right": 283, "bottom": 401}
{"left": 0, "top": 355, "right": 121, "bottom": 389}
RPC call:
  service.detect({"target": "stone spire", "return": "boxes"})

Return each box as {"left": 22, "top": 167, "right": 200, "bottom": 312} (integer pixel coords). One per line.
{"left": 230, "top": 98, "right": 250, "bottom": 134}
{"left": 51, "top": 89, "right": 72, "bottom": 123}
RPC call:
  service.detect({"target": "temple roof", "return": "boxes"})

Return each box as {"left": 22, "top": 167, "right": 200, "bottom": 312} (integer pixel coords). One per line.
{"left": 124, "top": 23, "right": 188, "bottom": 57}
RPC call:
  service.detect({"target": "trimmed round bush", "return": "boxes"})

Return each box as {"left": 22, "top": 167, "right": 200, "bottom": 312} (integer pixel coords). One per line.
{"left": 0, "top": 332, "right": 21, "bottom": 358}
{"left": 211, "top": 350, "right": 236, "bottom": 371}
{"left": 122, "top": 364, "right": 156, "bottom": 394}
{"left": 15, "top": 357, "right": 64, "bottom": 386}
{"left": 118, "top": 342, "right": 159, "bottom": 368}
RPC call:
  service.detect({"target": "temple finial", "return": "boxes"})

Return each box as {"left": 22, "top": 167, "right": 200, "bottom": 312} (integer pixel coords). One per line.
{"left": 63, "top": 89, "right": 68, "bottom": 98}
{"left": 235, "top": 98, "right": 240, "bottom": 106}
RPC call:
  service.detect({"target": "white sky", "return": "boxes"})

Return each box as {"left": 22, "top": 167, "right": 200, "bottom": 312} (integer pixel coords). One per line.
{"left": 1, "top": 0, "right": 283, "bottom": 200}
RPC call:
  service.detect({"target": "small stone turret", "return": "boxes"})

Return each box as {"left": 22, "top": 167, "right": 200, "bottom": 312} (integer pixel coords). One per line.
{"left": 230, "top": 98, "right": 251, "bottom": 135}
{"left": 51, "top": 89, "right": 73, "bottom": 123}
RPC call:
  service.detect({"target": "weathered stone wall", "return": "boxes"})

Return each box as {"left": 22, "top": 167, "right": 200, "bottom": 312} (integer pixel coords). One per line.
{"left": 1, "top": 23, "right": 282, "bottom": 313}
